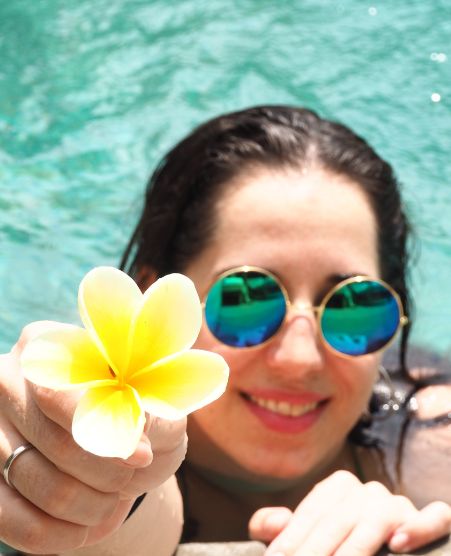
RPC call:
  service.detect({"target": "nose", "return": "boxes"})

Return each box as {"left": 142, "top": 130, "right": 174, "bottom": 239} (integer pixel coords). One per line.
{"left": 265, "top": 310, "right": 324, "bottom": 375}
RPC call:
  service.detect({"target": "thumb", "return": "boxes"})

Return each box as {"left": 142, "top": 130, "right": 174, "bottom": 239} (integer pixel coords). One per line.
{"left": 12, "top": 320, "right": 76, "bottom": 356}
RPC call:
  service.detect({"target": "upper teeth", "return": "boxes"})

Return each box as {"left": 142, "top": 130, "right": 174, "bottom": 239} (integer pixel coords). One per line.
{"left": 249, "top": 396, "right": 319, "bottom": 417}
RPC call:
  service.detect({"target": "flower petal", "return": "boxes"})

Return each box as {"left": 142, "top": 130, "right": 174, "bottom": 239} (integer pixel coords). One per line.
{"left": 128, "top": 350, "right": 229, "bottom": 420}
{"left": 78, "top": 267, "right": 142, "bottom": 376}
{"left": 21, "top": 326, "right": 115, "bottom": 390}
{"left": 127, "top": 274, "right": 202, "bottom": 376}
{"left": 72, "top": 385, "right": 145, "bottom": 458}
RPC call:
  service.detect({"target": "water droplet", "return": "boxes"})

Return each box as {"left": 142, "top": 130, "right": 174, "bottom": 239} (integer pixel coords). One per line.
{"left": 369, "top": 6, "right": 377, "bottom": 16}
{"left": 431, "top": 93, "right": 441, "bottom": 103}
{"left": 430, "top": 52, "right": 447, "bottom": 63}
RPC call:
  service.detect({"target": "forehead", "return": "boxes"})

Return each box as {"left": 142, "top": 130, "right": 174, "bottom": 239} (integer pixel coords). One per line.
{"left": 189, "top": 167, "right": 379, "bottom": 285}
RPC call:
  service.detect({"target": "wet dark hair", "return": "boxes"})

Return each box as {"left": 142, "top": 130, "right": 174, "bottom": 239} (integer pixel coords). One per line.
{"left": 120, "top": 105, "right": 411, "bottom": 373}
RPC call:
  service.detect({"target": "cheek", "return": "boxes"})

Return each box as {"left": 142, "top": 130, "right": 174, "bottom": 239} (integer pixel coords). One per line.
{"left": 329, "top": 352, "right": 380, "bottom": 409}
{"left": 194, "top": 325, "right": 221, "bottom": 353}
{"left": 194, "top": 325, "right": 258, "bottom": 383}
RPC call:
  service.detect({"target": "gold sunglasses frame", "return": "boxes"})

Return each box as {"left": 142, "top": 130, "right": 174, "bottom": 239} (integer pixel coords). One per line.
{"left": 202, "top": 265, "right": 409, "bottom": 358}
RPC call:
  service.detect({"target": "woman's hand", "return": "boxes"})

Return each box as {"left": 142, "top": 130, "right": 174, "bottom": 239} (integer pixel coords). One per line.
{"left": 249, "top": 470, "right": 451, "bottom": 555}
{"left": 0, "top": 321, "right": 187, "bottom": 554}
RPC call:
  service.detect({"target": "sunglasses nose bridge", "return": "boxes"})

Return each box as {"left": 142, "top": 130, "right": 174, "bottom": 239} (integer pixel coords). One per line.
{"left": 288, "top": 301, "right": 322, "bottom": 318}
{"left": 285, "top": 302, "right": 323, "bottom": 336}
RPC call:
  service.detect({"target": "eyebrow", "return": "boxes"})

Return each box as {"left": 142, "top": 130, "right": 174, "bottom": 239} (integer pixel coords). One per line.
{"left": 322, "top": 272, "right": 368, "bottom": 289}
{"left": 333, "top": 272, "right": 364, "bottom": 281}
{"left": 212, "top": 268, "right": 368, "bottom": 286}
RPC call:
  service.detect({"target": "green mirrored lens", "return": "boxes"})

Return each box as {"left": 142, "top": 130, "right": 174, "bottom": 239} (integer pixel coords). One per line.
{"left": 205, "top": 270, "right": 286, "bottom": 347}
{"left": 321, "top": 280, "right": 401, "bottom": 355}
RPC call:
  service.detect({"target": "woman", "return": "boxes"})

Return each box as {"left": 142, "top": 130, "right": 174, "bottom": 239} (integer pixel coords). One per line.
{"left": 1, "top": 106, "right": 450, "bottom": 555}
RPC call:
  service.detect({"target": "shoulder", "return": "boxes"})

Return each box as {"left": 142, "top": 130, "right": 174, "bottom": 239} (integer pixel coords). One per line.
{"left": 359, "top": 345, "right": 451, "bottom": 507}
{"left": 398, "top": 378, "right": 451, "bottom": 507}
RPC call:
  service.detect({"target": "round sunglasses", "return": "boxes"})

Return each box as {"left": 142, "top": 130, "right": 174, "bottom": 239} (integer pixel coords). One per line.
{"left": 203, "top": 266, "right": 408, "bottom": 357}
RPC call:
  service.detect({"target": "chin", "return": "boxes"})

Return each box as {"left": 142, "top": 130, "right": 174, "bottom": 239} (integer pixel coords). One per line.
{"left": 228, "top": 443, "right": 320, "bottom": 482}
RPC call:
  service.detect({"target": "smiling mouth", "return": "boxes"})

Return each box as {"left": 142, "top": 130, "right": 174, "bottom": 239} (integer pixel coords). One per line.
{"left": 242, "top": 393, "right": 325, "bottom": 417}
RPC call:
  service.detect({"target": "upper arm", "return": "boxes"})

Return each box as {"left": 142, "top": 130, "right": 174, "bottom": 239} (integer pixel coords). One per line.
{"left": 398, "top": 383, "right": 451, "bottom": 508}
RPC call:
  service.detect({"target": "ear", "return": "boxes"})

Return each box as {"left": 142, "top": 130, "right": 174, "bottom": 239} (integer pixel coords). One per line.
{"left": 135, "top": 265, "right": 158, "bottom": 292}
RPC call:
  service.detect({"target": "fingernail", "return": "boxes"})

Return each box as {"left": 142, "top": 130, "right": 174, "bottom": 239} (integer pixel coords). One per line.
{"left": 144, "top": 414, "right": 153, "bottom": 434}
{"left": 390, "top": 532, "right": 410, "bottom": 551}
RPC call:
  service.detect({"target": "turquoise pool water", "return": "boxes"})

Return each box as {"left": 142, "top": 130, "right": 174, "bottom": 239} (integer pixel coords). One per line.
{"left": 0, "top": 1, "right": 450, "bottom": 356}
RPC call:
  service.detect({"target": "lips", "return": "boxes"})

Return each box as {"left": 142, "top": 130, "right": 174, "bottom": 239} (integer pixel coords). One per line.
{"left": 241, "top": 390, "right": 328, "bottom": 433}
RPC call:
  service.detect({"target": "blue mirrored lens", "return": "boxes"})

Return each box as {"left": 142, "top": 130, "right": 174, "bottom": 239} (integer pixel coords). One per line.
{"left": 321, "top": 280, "right": 401, "bottom": 355}
{"left": 205, "top": 271, "right": 286, "bottom": 347}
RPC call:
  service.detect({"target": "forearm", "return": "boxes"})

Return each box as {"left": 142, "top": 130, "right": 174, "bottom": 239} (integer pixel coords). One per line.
{"left": 62, "top": 476, "right": 183, "bottom": 556}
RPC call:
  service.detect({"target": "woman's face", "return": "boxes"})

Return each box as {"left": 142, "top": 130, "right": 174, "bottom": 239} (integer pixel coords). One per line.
{"left": 184, "top": 166, "right": 382, "bottom": 481}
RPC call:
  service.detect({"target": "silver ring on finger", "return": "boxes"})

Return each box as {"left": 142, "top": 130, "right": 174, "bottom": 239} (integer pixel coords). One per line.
{"left": 3, "top": 443, "right": 34, "bottom": 489}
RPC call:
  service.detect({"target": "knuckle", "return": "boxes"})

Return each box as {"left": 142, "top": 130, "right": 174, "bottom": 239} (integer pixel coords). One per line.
{"left": 0, "top": 358, "right": 14, "bottom": 396}
{"left": 429, "top": 500, "right": 451, "bottom": 525}
{"left": 19, "top": 515, "right": 85, "bottom": 553}
{"left": 149, "top": 417, "right": 187, "bottom": 451}
{"left": 0, "top": 353, "right": 22, "bottom": 402}
{"left": 131, "top": 444, "right": 186, "bottom": 493}
{"left": 20, "top": 518, "right": 50, "bottom": 552}
{"left": 392, "top": 493, "right": 415, "bottom": 511}
{"left": 40, "top": 525, "right": 85, "bottom": 553}
{"left": 48, "top": 479, "right": 81, "bottom": 518}
{"left": 49, "top": 427, "right": 78, "bottom": 466}
{"left": 15, "top": 321, "right": 70, "bottom": 356}
{"left": 16, "top": 323, "right": 37, "bottom": 349}
{"left": 331, "top": 469, "right": 360, "bottom": 485}
{"left": 312, "top": 470, "right": 359, "bottom": 496}
{"left": 97, "top": 465, "right": 134, "bottom": 493}
{"left": 94, "top": 492, "right": 121, "bottom": 523}
{"left": 363, "top": 480, "right": 389, "bottom": 497}
{"left": 31, "top": 384, "right": 78, "bottom": 427}
{"left": 40, "top": 473, "right": 119, "bottom": 526}
{"left": 31, "top": 382, "right": 57, "bottom": 408}
{"left": 44, "top": 429, "right": 133, "bottom": 493}
{"left": 16, "top": 321, "right": 49, "bottom": 350}
{"left": 443, "top": 503, "right": 451, "bottom": 525}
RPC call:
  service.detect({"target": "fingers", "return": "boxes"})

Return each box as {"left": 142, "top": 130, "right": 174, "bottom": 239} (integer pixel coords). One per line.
{"left": 0, "top": 321, "right": 188, "bottom": 553}
{"left": 28, "top": 383, "right": 82, "bottom": 432}
{"left": 249, "top": 507, "right": 293, "bottom": 543}
{"left": 263, "top": 471, "right": 433, "bottom": 556}
{"left": 11, "top": 320, "right": 75, "bottom": 357}
{"left": 0, "top": 480, "right": 88, "bottom": 554}
{"left": 0, "top": 417, "right": 121, "bottom": 528}
{"left": 332, "top": 490, "right": 416, "bottom": 556}
{"left": 0, "top": 479, "right": 135, "bottom": 554}
{"left": 121, "top": 417, "right": 188, "bottom": 497}
{"left": 2, "top": 379, "right": 138, "bottom": 493}
{"left": 1, "top": 343, "right": 149, "bottom": 493}
{"left": 264, "top": 471, "right": 358, "bottom": 555}
{"left": 389, "top": 501, "right": 451, "bottom": 553}
{"left": 7, "top": 447, "right": 120, "bottom": 527}
{"left": 82, "top": 498, "right": 137, "bottom": 547}
{"left": 4, "top": 323, "right": 187, "bottom": 498}
{"left": 251, "top": 478, "right": 451, "bottom": 556}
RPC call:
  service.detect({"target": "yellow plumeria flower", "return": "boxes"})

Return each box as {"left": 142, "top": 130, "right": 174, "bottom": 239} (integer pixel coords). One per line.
{"left": 21, "top": 267, "right": 229, "bottom": 459}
